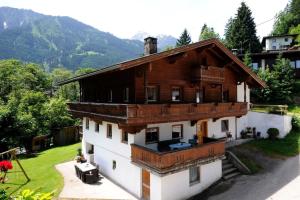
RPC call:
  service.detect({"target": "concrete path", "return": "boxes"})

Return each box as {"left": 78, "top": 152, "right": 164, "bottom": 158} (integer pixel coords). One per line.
{"left": 56, "top": 161, "right": 137, "bottom": 200}
{"left": 208, "top": 155, "right": 300, "bottom": 200}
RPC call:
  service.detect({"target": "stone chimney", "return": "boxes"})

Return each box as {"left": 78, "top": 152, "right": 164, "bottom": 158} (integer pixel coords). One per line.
{"left": 144, "top": 37, "right": 157, "bottom": 55}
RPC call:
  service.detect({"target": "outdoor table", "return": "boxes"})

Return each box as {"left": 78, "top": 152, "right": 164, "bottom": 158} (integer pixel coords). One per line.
{"left": 75, "top": 162, "right": 97, "bottom": 183}
{"left": 169, "top": 142, "right": 192, "bottom": 150}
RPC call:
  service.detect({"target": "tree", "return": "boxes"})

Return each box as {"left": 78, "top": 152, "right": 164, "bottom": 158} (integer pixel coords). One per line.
{"left": 272, "top": 0, "right": 300, "bottom": 35}
{"left": 224, "top": 2, "right": 262, "bottom": 53}
{"left": 289, "top": 24, "right": 300, "bottom": 44}
{"left": 251, "top": 55, "right": 295, "bottom": 104}
{"left": 176, "top": 29, "right": 192, "bottom": 47}
{"left": 199, "top": 24, "right": 220, "bottom": 41}
{"left": 243, "top": 51, "right": 253, "bottom": 69}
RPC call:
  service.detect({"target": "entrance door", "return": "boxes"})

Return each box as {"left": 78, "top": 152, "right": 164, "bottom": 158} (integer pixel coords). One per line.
{"left": 142, "top": 169, "right": 150, "bottom": 200}
{"left": 197, "top": 121, "right": 208, "bottom": 144}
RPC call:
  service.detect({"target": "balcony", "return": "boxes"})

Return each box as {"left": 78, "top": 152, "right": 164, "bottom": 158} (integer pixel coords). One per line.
{"left": 68, "top": 102, "right": 248, "bottom": 126}
{"left": 191, "top": 66, "right": 225, "bottom": 83}
{"left": 131, "top": 138, "right": 225, "bottom": 174}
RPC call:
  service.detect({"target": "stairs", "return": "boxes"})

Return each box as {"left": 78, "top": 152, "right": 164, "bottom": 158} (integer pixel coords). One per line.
{"left": 222, "top": 157, "right": 241, "bottom": 180}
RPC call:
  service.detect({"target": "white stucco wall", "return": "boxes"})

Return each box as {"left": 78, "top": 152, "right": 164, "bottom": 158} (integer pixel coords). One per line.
{"left": 237, "top": 82, "right": 250, "bottom": 103}
{"left": 82, "top": 118, "right": 141, "bottom": 197}
{"left": 207, "top": 117, "right": 237, "bottom": 139}
{"left": 247, "top": 111, "right": 292, "bottom": 138}
{"left": 265, "top": 36, "right": 293, "bottom": 50}
{"left": 150, "top": 160, "right": 222, "bottom": 200}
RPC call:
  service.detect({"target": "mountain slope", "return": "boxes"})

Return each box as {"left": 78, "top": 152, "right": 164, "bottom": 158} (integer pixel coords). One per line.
{"left": 0, "top": 7, "right": 144, "bottom": 71}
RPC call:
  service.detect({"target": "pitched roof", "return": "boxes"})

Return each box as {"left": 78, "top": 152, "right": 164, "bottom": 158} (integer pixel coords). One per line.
{"left": 59, "top": 38, "right": 266, "bottom": 88}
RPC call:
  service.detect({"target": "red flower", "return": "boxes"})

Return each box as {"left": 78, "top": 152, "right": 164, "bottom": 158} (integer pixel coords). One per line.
{"left": 0, "top": 160, "right": 13, "bottom": 171}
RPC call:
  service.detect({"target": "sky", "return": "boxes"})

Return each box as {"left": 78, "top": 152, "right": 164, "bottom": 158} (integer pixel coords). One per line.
{"left": 0, "top": 0, "right": 289, "bottom": 41}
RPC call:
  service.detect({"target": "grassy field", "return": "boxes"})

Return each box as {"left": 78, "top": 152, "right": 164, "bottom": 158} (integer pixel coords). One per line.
{"left": 1, "top": 143, "right": 80, "bottom": 197}
{"left": 244, "top": 130, "right": 300, "bottom": 157}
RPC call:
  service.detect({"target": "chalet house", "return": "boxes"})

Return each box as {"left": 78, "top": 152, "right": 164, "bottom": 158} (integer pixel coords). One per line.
{"left": 238, "top": 34, "right": 300, "bottom": 77}
{"left": 60, "top": 38, "right": 265, "bottom": 200}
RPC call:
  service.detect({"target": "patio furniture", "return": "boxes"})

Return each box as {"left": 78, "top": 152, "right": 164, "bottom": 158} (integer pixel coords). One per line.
{"left": 188, "top": 139, "right": 197, "bottom": 146}
{"left": 169, "top": 142, "right": 191, "bottom": 150}
{"left": 75, "top": 162, "right": 98, "bottom": 184}
{"left": 157, "top": 139, "right": 180, "bottom": 151}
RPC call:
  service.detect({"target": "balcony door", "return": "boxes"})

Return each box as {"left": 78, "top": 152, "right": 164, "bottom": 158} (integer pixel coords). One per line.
{"left": 197, "top": 120, "right": 208, "bottom": 144}
{"left": 142, "top": 169, "right": 150, "bottom": 200}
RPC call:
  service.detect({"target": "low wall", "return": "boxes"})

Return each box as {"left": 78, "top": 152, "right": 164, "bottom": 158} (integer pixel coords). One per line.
{"left": 247, "top": 111, "right": 292, "bottom": 138}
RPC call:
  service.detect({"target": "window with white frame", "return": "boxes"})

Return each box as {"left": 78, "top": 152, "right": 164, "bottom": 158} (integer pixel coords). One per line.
{"left": 172, "top": 124, "right": 183, "bottom": 139}
{"left": 296, "top": 60, "right": 300, "bottom": 69}
{"left": 95, "top": 122, "right": 99, "bottom": 132}
{"left": 172, "top": 87, "right": 181, "bottom": 102}
{"left": 146, "top": 86, "right": 158, "bottom": 102}
{"left": 189, "top": 166, "right": 200, "bottom": 185}
{"left": 121, "top": 131, "right": 128, "bottom": 144}
{"left": 107, "top": 124, "right": 112, "bottom": 138}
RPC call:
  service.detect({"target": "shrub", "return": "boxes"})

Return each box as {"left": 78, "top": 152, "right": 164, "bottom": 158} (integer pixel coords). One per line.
{"left": 267, "top": 128, "right": 279, "bottom": 140}
{"left": 292, "top": 115, "right": 300, "bottom": 130}
{"left": 0, "top": 188, "right": 8, "bottom": 200}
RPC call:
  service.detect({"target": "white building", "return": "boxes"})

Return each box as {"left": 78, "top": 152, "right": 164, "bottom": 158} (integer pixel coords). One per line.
{"left": 61, "top": 38, "right": 268, "bottom": 200}
{"left": 262, "top": 34, "right": 297, "bottom": 51}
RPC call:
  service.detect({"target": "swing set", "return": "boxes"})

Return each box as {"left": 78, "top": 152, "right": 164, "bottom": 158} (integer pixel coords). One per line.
{"left": 0, "top": 148, "right": 30, "bottom": 186}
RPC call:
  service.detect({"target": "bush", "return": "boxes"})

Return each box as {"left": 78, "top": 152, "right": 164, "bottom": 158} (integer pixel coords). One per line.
{"left": 292, "top": 115, "right": 300, "bottom": 130}
{"left": 267, "top": 128, "right": 279, "bottom": 140}
{"left": 0, "top": 188, "right": 8, "bottom": 200}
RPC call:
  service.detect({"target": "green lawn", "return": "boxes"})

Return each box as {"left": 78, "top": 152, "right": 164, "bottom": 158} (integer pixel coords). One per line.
{"left": 244, "top": 130, "right": 300, "bottom": 157}
{"left": 1, "top": 143, "right": 80, "bottom": 196}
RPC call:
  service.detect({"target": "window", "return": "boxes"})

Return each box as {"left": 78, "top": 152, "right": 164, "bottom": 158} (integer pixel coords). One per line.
{"left": 123, "top": 87, "right": 129, "bottom": 102}
{"left": 122, "top": 131, "right": 128, "bottom": 144}
{"left": 145, "top": 127, "right": 159, "bottom": 143}
{"left": 189, "top": 166, "right": 200, "bottom": 185}
{"left": 196, "top": 90, "right": 203, "bottom": 103}
{"left": 290, "top": 61, "right": 296, "bottom": 68}
{"left": 296, "top": 60, "right": 300, "bottom": 69}
{"left": 223, "top": 90, "right": 229, "bottom": 102}
{"left": 172, "top": 124, "right": 183, "bottom": 139}
{"left": 221, "top": 120, "right": 229, "bottom": 132}
{"left": 172, "top": 87, "right": 181, "bottom": 102}
{"left": 272, "top": 38, "right": 276, "bottom": 42}
{"left": 107, "top": 124, "right": 112, "bottom": 138}
{"left": 252, "top": 63, "right": 258, "bottom": 70}
{"left": 108, "top": 89, "right": 113, "bottom": 102}
{"left": 95, "top": 122, "right": 99, "bottom": 132}
{"left": 112, "top": 160, "right": 116, "bottom": 170}
{"left": 146, "top": 86, "right": 158, "bottom": 102}
{"left": 85, "top": 118, "right": 89, "bottom": 130}
{"left": 272, "top": 46, "right": 276, "bottom": 50}
{"left": 284, "top": 37, "right": 289, "bottom": 42}
{"left": 88, "top": 144, "right": 94, "bottom": 154}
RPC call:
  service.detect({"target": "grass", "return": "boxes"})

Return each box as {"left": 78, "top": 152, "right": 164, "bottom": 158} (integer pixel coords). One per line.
{"left": 244, "top": 130, "right": 300, "bottom": 157}
{"left": 1, "top": 143, "right": 80, "bottom": 197}
{"left": 234, "top": 153, "right": 262, "bottom": 174}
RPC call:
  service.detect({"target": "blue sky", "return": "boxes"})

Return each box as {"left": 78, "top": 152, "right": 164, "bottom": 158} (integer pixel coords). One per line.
{"left": 0, "top": 0, "right": 289, "bottom": 41}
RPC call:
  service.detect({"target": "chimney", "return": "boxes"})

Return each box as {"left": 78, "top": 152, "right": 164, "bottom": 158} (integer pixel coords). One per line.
{"left": 144, "top": 37, "right": 157, "bottom": 55}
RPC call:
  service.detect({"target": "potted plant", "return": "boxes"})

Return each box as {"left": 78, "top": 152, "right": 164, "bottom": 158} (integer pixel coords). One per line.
{"left": 0, "top": 160, "right": 13, "bottom": 183}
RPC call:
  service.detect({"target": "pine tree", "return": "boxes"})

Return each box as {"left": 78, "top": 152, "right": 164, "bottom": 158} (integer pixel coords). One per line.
{"left": 199, "top": 24, "right": 220, "bottom": 41}
{"left": 176, "top": 29, "right": 192, "bottom": 47}
{"left": 224, "top": 2, "right": 262, "bottom": 53}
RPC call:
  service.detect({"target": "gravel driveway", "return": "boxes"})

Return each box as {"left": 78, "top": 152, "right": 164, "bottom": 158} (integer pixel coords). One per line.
{"left": 206, "top": 152, "right": 300, "bottom": 200}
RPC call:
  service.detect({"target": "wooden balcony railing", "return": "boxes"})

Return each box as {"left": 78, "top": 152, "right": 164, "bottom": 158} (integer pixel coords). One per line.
{"left": 131, "top": 139, "right": 225, "bottom": 174}
{"left": 191, "top": 66, "right": 225, "bottom": 83}
{"left": 68, "top": 102, "right": 248, "bottom": 125}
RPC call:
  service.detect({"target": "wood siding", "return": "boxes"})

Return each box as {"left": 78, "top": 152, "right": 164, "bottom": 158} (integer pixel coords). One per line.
{"left": 131, "top": 139, "right": 225, "bottom": 174}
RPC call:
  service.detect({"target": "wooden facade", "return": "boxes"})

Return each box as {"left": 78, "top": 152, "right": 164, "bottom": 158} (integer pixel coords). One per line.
{"left": 131, "top": 139, "right": 225, "bottom": 174}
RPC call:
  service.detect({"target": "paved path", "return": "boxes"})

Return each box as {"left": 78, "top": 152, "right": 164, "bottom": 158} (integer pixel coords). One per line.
{"left": 56, "top": 161, "right": 137, "bottom": 200}
{"left": 208, "top": 155, "right": 300, "bottom": 200}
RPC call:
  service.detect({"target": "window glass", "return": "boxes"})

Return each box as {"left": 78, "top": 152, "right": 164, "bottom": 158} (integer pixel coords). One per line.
{"left": 145, "top": 127, "right": 159, "bottom": 143}
{"left": 147, "top": 86, "right": 158, "bottom": 102}
{"left": 95, "top": 122, "right": 99, "bottom": 132}
{"left": 221, "top": 120, "right": 229, "bottom": 132}
{"left": 122, "top": 131, "right": 128, "bottom": 143}
{"left": 189, "top": 166, "right": 200, "bottom": 185}
{"left": 196, "top": 90, "right": 203, "bottom": 103}
{"left": 107, "top": 124, "right": 112, "bottom": 138}
{"left": 124, "top": 87, "right": 129, "bottom": 102}
{"left": 290, "top": 61, "right": 296, "bottom": 68}
{"left": 108, "top": 89, "right": 113, "bottom": 102}
{"left": 172, "top": 125, "right": 183, "bottom": 139}
{"left": 86, "top": 118, "right": 89, "bottom": 130}
{"left": 296, "top": 60, "right": 300, "bottom": 69}
{"left": 272, "top": 46, "right": 276, "bottom": 50}
{"left": 252, "top": 63, "right": 258, "bottom": 70}
{"left": 172, "top": 87, "right": 181, "bottom": 102}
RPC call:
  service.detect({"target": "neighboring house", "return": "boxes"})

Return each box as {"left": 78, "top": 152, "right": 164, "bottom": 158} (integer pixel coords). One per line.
{"left": 60, "top": 38, "right": 265, "bottom": 200}
{"left": 238, "top": 34, "right": 300, "bottom": 78}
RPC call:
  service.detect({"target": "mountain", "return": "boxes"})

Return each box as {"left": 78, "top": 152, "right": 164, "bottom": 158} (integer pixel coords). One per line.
{"left": 131, "top": 32, "right": 177, "bottom": 50}
{"left": 0, "top": 7, "right": 144, "bottom": 71}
